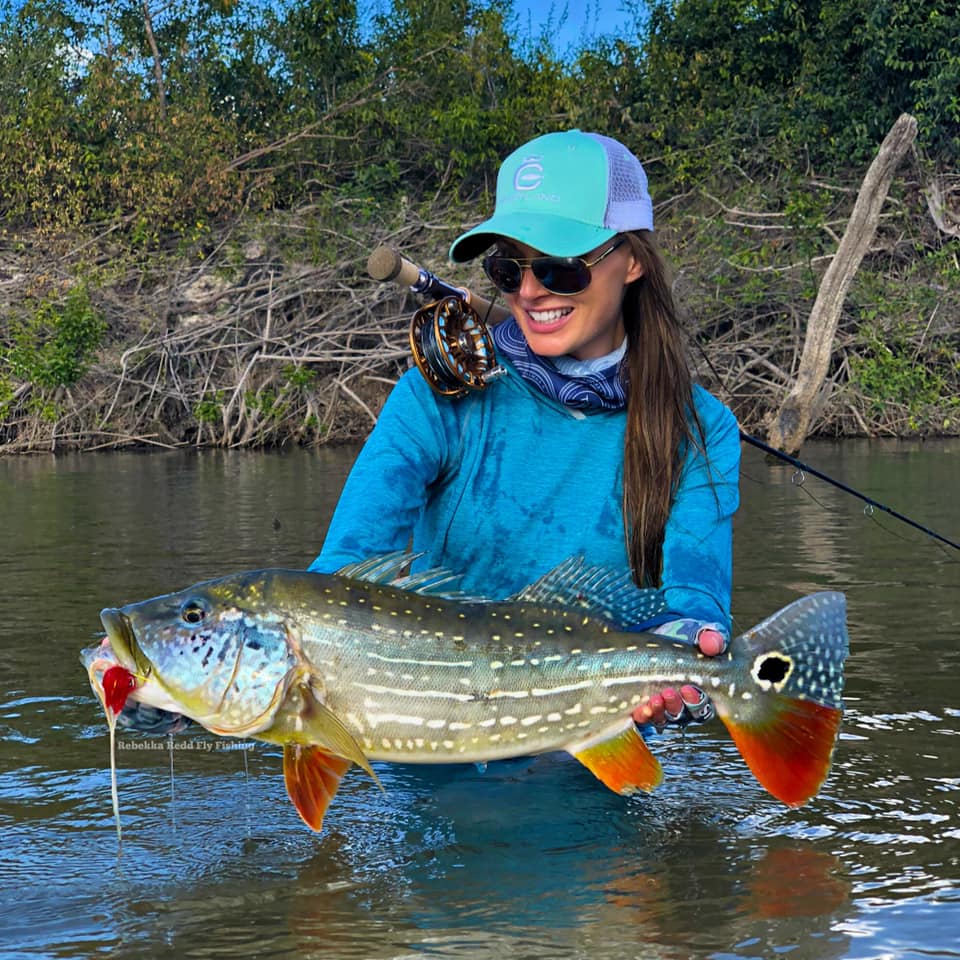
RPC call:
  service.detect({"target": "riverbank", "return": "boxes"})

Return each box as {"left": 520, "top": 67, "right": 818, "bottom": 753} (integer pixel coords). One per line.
{"left": 1, "top": 180, "right": 957, "bottom": 453}
{"left": 2, "top": 0, "right": 957, "bottom": 453}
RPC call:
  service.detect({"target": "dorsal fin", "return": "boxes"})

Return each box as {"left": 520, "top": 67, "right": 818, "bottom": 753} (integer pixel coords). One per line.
{"left": 510, "top": 556, "right": 668, "bottom": 628}
{"left": 334, "top": 552, "right": 424, "bottom": 584}
{"left": 334, "top": 552, "right": 485, "bottom": 600}
{"left": 335, "top": 553, "right": 668, "bottom": 622}
{"left": 392, "top": 567, "right": 466, "bottom": 595}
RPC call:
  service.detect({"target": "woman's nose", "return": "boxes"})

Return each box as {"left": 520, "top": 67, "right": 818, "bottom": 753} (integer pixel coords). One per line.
{"left": 516, "top": 263, "right": 548, "bottom": 298}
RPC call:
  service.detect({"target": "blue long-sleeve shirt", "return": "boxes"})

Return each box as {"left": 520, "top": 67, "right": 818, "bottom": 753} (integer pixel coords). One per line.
{"left": 310, "top": 361, "right": 740, "bottom": 631}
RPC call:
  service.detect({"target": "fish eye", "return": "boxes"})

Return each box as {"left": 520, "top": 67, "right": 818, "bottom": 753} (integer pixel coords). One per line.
{"left": 180, "top": 600, "right": 208, "bottom": 625}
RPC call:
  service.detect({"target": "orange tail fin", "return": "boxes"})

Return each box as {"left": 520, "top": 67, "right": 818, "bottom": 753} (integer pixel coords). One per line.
{"left": 719, "top": 591, "right": 849, "bottom": 806}
{"left": 721, "top": 699, "right": 843, "bottom": 806}
{"left": 570, "top": 722, "right": 663, "bottom": 795}
{"left": 283, "top": 744, "right": 352, "bottom": 831}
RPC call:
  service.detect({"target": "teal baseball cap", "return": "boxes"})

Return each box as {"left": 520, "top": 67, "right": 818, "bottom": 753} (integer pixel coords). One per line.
{"left": 449, "top": 130, "right": 654, "bottom": 262}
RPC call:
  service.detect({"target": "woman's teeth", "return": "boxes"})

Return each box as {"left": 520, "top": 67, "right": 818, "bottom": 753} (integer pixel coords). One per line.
{"left": 528, "top": 308, "right": 572, "bottom": 324}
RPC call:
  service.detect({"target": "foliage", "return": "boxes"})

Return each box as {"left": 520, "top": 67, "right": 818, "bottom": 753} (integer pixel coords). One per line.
{"left": 2, "top": 284, "right": 105, "bottom": 390}
{"left": 0, "top": 0, "right": 956, "bottom": 448}
{"left": 0, "top": 0, "right": 956, "bottom": 233}
{"left": 850, "top": 334, "right": 946, "bottom": 411}
{"left": 583, "top": 0, "right": 959, "bottom": 171}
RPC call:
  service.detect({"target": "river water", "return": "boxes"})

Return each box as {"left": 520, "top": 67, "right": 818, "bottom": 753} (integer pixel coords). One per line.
{"left": 0, "top": 440, "right": 957, "bottom": 960}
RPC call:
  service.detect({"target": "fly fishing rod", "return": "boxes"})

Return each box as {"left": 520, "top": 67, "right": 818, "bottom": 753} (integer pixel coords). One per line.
{"left": 368, "top": 243, "right": 960, "bottom": 553}
{"left": 738, "top": 433, "right": 959, "bottom": 550}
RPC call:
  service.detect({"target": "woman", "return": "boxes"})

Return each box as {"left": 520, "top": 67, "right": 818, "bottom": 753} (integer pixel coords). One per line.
{"left": 310, "top": 130, "right": 741, "bottom": 729}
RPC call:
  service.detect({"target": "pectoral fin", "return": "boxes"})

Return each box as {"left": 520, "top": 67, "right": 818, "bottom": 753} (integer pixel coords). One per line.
{"left": 283, "top": 744, "right": 352, "bottom": 832}
{"left": 263, "top": 679, "right": 382, "bottom": 790}
{"left": 569, "top": 723, "right": 663, "bottom": 795}
{"left": 301, "top": 692, "right": 382, "bottom": 789}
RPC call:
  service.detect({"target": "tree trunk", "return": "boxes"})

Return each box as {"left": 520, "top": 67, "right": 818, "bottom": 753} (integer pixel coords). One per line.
{"left": 766, "top": 113, "right": 918, "bottom": 455}
{"left": 142, "top": 1, "right": 167, "bottom": 121}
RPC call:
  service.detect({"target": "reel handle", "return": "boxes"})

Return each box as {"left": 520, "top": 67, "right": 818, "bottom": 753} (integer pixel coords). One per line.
{"left": 367, "top": 245, "right": 510, "bottom": 324}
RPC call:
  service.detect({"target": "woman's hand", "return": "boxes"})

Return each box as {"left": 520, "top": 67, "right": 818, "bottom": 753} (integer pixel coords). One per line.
{"left": 631, "top": 623, "right": 727, "bottom": 729}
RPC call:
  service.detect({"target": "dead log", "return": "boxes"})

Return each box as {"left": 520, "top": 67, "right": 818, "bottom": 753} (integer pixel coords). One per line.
{"left": 767, "top": 113, "right": 918, "bottom": 455}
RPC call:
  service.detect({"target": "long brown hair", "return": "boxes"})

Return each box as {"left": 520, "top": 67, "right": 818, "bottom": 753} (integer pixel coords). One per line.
{"left": 620, "top": 230, "right": 703, "bottom": 587}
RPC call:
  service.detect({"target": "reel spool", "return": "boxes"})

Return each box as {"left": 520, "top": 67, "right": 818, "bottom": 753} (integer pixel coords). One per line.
{"left": 410, "top": 297, "right": 504, "bottom": 397}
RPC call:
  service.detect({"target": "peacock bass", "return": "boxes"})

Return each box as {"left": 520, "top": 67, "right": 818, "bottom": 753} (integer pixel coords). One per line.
{"left": 82, "top": 555, "right": 848, "bottom": 833}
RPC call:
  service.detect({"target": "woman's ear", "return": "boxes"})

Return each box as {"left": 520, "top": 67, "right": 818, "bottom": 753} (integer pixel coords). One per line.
{"left": 624, "top": 245, "right": 645, "bottom": 284}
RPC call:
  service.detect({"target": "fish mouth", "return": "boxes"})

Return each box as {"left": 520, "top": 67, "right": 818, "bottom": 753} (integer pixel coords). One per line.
{"left": 81, "top": 633, "right": 191, "bottom": 734}
{"left": 79, "top": 636, "right": 114, "bottom": 676}
{"left": 81, "top": 635, "right": 135, "bottom": 715}
{"left": 80, "top": 636, "right": 121, "bottom": 701}
{"left": 99, "top": 608, "right": 148, "bottom": 676}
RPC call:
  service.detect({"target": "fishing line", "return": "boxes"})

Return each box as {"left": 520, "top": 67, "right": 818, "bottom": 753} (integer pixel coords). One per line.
{"left": 107, "top": 712, "right": 122, "bottom": 848}
{"left": 684, "top": 337, "right": 959, "bottom": 553}
{"left": 242, "top": 745, "right": 252, "bottom": 839}
{"left": 783, "top": 460, "right": 924, "bottom": 549}
{"left": 858, "top": 501, "right": 926, "bottom": 547}
{"left": 788, "top": 467, "right": 838, "bottom": 514}
{"left": 168, "top": 733, "right": 177, "bottom": 837}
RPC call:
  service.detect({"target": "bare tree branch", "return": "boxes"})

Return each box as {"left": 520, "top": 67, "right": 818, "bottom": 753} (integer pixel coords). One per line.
{"left": 767, "top": 113, "right": 918, "bottom": 455}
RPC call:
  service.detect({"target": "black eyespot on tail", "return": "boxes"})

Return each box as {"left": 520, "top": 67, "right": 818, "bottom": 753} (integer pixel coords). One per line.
{"left": 758, "top": 654, "right": 791, "bottom": 684}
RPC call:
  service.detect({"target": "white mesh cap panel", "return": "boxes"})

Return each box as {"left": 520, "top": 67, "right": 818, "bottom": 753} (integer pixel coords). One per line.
{"left": 584, "top": 132, "right": 654, "bottom": 232}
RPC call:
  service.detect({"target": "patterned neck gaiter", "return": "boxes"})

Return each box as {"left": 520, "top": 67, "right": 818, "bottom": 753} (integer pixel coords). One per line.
{"left": 491, "top": 317, "right": 628, "bottom": 411}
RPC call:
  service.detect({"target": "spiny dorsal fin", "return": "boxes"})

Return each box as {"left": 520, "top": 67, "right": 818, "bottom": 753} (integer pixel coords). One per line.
{"left": 392, "top": 568, "right": 468, "bottom": 596}
{"left": 336, "top": 553, "right": 668, "bottom": 621}
{"left": 334, "top": 552, "right": 424, "bottom": 584}
{"left": 511, "top": 556, "right": 668, "bottom": 628}
{"left": 334, "top": 552, "right": 487, "bottom": 600}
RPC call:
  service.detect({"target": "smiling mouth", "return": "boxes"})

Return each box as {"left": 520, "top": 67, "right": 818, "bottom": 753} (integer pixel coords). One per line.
{"left": 527, "top": 307, "right": 573, "bottom": 327}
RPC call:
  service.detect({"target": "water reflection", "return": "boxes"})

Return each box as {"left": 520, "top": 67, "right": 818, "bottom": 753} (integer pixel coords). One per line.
{"left": 0, "top": 441, "right": 958, "bottom": 959}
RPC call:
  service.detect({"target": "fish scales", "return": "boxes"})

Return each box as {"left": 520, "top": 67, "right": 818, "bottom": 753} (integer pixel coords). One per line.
{"left": 297, "top": 578, "right": 713, "bottom": 762}
{"left": 83, "top": 557, "right": 850, "bottom": 833}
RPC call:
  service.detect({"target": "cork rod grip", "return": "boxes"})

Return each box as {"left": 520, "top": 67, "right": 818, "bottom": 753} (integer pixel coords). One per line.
{"left": 366, "top": 245, "right": 510, "bottom": 324}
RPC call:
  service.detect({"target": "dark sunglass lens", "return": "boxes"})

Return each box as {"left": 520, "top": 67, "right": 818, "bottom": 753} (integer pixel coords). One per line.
{"left": 533, "top": 259, "right": 590, "bottom": 295}
{"left": 484, "top": 257, "right": 522, "bottom": 292}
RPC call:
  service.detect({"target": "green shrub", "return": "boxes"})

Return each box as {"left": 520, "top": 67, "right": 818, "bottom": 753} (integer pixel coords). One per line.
{"left": 3, "top": 284, "right": 106, "bottom": 389}
{"left": 850, "top": 334, "right": 947, "bottom": 411}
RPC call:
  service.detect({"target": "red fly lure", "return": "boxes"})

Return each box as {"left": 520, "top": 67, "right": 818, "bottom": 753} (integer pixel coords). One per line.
{"left": 102, "top": 665, "right": 137, "bottom": 717}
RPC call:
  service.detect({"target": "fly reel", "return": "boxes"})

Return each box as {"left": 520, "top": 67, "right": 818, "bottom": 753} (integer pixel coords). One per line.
{"left": 409, "top": 297, "right": 505, "bottom": 397}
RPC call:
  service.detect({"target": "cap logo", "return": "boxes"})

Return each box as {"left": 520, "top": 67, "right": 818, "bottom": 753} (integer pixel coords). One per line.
{"left": 513, "top": 156, "right": 543, "bottom": 192}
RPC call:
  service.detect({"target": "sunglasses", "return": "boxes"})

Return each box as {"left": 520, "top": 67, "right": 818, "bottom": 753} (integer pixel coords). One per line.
{"left": 482, "top": 239, "right": 625, "bottom": 296}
